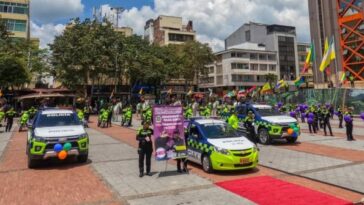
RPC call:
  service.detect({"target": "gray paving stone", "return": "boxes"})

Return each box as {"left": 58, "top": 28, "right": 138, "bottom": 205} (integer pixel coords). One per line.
{"left": 86, "top": 128, "right": 120, "bottom": 145}
{"left": 128, "top": 186, "right": 256, "bottom": 205}
{"left": 89, "top": 143, "right": 137, "bottom": 163}
{"left": 309, "top": 138, "right": 364, "bottom": 151}
{"left": 258, "top": 146, "right": 350, "bottom": 173}
{"left": 298, "top": 132, "right": 342, "bottom": 142}
{"left": 92, "top": 160, "right": 212, "bottom": 197}
{"left": 302, "top": 163, "right": 364, "bottom": 193}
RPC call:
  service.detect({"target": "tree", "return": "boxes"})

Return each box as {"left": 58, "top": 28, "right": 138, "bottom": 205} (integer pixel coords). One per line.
{"left": 50, "top": 19, "right": 122, "bottom": 97}
{"left": 0, "top": 56, "right": 29, "bottom": 89}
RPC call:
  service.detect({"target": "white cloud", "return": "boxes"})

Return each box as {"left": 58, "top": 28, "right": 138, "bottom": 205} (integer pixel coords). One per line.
{"left": 116, "top": 0, "right": 310, "bottom": 51}
{"left": 30, "top": 22, "right": 65, "bottom": 48}
{"left": 30, "top": 0, "right": 84, "bottom": 23}
{"left": 30, "top": 0, "right": 310, "bottom": 52}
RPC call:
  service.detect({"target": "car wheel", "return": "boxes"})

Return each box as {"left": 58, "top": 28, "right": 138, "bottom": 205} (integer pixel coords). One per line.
{"left": 286, "top": 137, "right": 297, "bottom": 144}
{"left": 78, "top": 153, "right": 88, "bottom": 163}
{"left": 258, "top": 128, "right": 271, "bottom": 145}
{"left": 27, "top": 154, "right": 38, "bottom": 169}
{"left": 202, "top": 154, "right": 213, "bottom": 173}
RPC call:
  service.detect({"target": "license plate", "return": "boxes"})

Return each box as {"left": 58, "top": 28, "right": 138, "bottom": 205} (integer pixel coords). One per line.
{"left": 240, "top": 158, "right": 250, "bottom": 164}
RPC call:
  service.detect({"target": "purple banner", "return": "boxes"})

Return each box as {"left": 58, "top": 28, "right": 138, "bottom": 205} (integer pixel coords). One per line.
{"left": 153, "top": 105, "right": 185, "bottom": 161}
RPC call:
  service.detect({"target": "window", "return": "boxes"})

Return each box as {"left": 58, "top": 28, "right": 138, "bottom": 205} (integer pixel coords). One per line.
{"left": 245, "top": 30, "right": 251, "bottom": 41}
{"left": 168, "top": 33, "right": 194, "bottom": 42}
{"left": 259, "top": 54, "right": 267, "bottom": 61}
{"left": 231, "top": 52, "right": 236, "bottom": 57}
{"left": 268, "top": 54, "right": 276, "bottom": 61}
{"left": 269, "top": 65, "right": 276, "bottom": 71}
{"left": 3, "top": 19, "right": 27, "bottom": 32}
{"left": 0, "top": 1, "right": 28, "bottom": 14}
{"left": 250, "top": 53, "right": 258, "bottom": 60}
{"left": 231, "top": 63, "right": 249, "bottom": 70}
{"left": 260, "top": 64, "right": 268, "bottom": 71}
{"left": 251, "top": 64, "right": 258, "bottom": 71}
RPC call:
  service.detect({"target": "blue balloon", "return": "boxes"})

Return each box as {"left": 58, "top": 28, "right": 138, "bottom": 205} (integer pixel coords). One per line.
{"left": 344, "top": 115, "right": 352, "bottom": 123}
{"left": 301, "top": 113, "right": 306, "bottom": 118}
{"left": 308, "top": 113, "right": 315, "bottom": 119}
{"left": 54, "top": 143, "right": 63, "bottom": 152}
{"left": 360, "top": 112, "right": 364, "bottom": 121}
{"left": 307, "top": 118, "right": 314, "bottom": 124}
{"left": 292, "top": 132, "right": 298, "bottom": 138}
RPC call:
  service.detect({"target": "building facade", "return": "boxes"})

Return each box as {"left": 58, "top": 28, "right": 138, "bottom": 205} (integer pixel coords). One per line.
{"left": 225, "top": 22, "right": 300, "bottom": 81}
{"left": 308, "top": 0, "right": 364, "bottom": 87}
{"left": 199, "top": 44, "right": 279, "bottom": 95}
{"left": 297, "top": 43, "right": 314, "bottom": 88}
{"left": 144, "top": 15, "right": 195, "bottom": 45}
{"left": 0, "top": 0, "right": 29, "bottom": 39}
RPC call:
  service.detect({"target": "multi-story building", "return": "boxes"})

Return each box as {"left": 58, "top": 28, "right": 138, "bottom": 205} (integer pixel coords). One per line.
{"left": 225, "top": 22, "right": 300, "bottom": 81}
{"left": 93, "top": 4, "right": 133, "bottom": 37}
{"left": 0, "top": 0, "right": 29, "bottom": 39}
{"left": 144, "top": 15, "right": 195, "bottom": 46}
{"left": 199, "top": 43, "right": 279, "bottom": 95}
{"left": 297, "top": 43, "right": 314, "bottom": 88}
{"left": 308, "top": 0, "right": 364, "bottom": 88}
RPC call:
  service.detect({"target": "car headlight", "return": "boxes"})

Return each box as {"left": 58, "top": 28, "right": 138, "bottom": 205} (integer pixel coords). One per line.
{"left": 33, "top": 135, "right": 45, "bottom": 142}
{"left": 252, "top": 145, "right": 258, "bottom": 152}
{"left": 78, "top": 134, "right": 88, "bottom": 140}
{"left": 214, "top": 147, "right": 230, "bottom": 155}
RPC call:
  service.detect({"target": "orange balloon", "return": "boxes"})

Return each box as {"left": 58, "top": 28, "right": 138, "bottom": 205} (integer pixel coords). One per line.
{"left": 287, "top": 128, "right": 294, "bottom": 135}
{"left": 58, "top": 150, "right": 67, "bottom": 160}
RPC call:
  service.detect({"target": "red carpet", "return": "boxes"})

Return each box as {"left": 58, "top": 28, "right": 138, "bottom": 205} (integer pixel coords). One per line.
{"left": 216, "top": 176, "right": 352, "bottom": 205}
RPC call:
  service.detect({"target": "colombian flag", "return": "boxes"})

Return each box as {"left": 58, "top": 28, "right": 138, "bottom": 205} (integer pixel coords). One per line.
{"left": 260, "top": 83, "right": 272, "bottom": 94}
{"left": 302, "top": 43, "right": 315, "bottom": 73}
{"left": 319, "top": 37, "right": 336, "bottom": 72}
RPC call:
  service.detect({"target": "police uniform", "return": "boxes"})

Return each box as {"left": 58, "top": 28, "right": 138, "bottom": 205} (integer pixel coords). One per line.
{"left": 345, "top": 112, "right": 354, "bottom": 141}
{"left": 136, "top": 127, "right": 153, "bottom": 176}
{"left": 244, "top": 113, "right": 257, "bottom": 144}
{"left": 228, "top": 112, "right": 239, "bottom": 130}
{"left": 322, "top": 108, "right": 333, "bottom": 136}
{"left": 5, "top": 109, "right": 16, "bottom": 132}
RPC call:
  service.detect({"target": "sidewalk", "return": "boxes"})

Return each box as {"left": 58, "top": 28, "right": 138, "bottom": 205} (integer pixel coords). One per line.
{"left": 87, "top": 126, "right": 256, "bottom": 205}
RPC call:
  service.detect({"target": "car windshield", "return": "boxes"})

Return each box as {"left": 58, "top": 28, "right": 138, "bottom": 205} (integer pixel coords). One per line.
{"left": 256, "top": 108, "right": 282, "bottom": 116}
{"left": 36, "top": 112, "right": 81, "bottom": 127}
{"left": 200, "top": 123, "right": 240, "bottom": 139}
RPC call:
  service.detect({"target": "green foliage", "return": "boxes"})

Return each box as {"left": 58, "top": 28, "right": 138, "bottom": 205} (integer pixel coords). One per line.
{"left": 0, "top": 55, "right": 29, "bottom": 87}
{"left": 50, "top": 19, "right": 215, "bottom": 97}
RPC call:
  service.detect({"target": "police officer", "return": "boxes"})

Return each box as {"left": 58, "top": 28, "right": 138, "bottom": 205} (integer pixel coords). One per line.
{"left": 136, "top": 121, "right": 153, "bottom": 177}
{"left": 322, "top": 107, "right": 333, "bottom": 136}
{"left": 228, "top": 110, "right": 239, "bottom": 130}
{"left": 244, "top": 111, "right": 257, "bottom": 144}
{"left": 337, "top": 107, "right": 343, "bottom": 128}
{"left": 345, "top": 108, "right": 354, "bottom": 141}
{"left": 172, "top": 130, "right": 188, "bottom": 173}
{"left": 5, "top": 108, "right": 16, "bottom": 132}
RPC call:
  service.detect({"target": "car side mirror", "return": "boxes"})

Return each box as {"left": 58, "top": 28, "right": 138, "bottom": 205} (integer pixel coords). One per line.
{"left": 27, "top": 122, "right": 32, "bottom": 129}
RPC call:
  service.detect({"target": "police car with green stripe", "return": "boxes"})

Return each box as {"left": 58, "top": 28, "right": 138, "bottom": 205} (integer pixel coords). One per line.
{"left": 186, "top": 119, "right": 259, "bottom": 173}
{"left": 27, "top": 109, "right": 89, "bottom": 168}
{"left": 236, "top": 104, "right": 299, "bottom": 145}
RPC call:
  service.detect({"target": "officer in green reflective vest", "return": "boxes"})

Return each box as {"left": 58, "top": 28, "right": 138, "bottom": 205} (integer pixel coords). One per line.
{"left": 5, "top": 108, "right": 16, "bottom": 132}
{"left": 228, "top": 110, "right": 239, "bottom": 130}
{"left": 136, "top": 121, "right": 153, "bottom": 177}
{"left": 244, "top": 111, "right": 256, "bottom": 144}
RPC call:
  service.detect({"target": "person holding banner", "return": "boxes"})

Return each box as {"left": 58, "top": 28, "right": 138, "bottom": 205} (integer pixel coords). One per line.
{"left": 136, "top": 121, "right": 153, "bottom": 177}
{"left": 171, "top": 130, "right": 188, "bottom": 173}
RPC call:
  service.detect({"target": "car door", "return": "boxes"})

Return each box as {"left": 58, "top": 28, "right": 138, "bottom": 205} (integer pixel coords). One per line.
{"left": 187, "top": 123, "right": 203, "bottom": 164}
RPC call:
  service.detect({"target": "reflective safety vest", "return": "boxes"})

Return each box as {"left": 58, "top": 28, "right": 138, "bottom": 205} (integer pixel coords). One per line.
{"left": 228, "top": 114, "right": 239, "bottom": 130}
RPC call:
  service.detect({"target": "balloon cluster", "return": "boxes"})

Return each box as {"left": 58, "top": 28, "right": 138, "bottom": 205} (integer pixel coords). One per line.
{"left": 307, "top": 112, "right": 315, "bottom": 124}
{"left": 360, "top": 112, "right": 364, "bottom": 121}
{"left": 277, "top": 102, "right": 283, "bottom": 108}
{"left": 287, "top": 123, "right": 299, "bottom": 137}
{"left": 290, "top": 111, "right": 296, "bottom": 118}
{"left": 54, "top": 143, "right": 72, "bottom": 160}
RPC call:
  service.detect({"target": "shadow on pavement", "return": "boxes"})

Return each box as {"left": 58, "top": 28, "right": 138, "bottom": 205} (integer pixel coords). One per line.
{"left": 30, "top": 157, "right": 92, "bottom": 170}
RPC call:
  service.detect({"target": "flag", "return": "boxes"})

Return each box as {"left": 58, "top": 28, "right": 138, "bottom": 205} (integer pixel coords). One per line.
{"left": 246, "top": 86, "right": 256, "bottom": 94}
{"left": 208, "top": 88, "right": 213, "bottom": 97}
{"left": 319, "top": 37, "right": 336, "bottom": 72}
{"left": 324, "top": 37, "right": 329, "bottom": 54}
{"left": 340, "top": 73, "right": 346, "bottom": 82}
{"left": 260, "top": 83, "right": 272, "bottom": 94}
{"left": 139, "top": 88, "right": 144, "bottom": 95}
{"left": 294, "top": 76, "right": 305, "bottom": 87}
{"left": 302, "top": 43, "right": 315, "bottom": 73}
{"left": 275, "top": 79, "right": 287, "bottom": 89}
{"left": 0, "top": 89, "right": 2, "bottom": 97}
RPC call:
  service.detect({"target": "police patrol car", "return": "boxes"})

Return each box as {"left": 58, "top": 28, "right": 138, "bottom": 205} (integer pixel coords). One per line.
{"left": 236, "top": 104, "right": 299, "bottom": 145}
{"left": 27, "top": 109, "right": 89, "bottom": 168}
{"left": 186, "top": 119, "right": 259, "bottom": 173}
